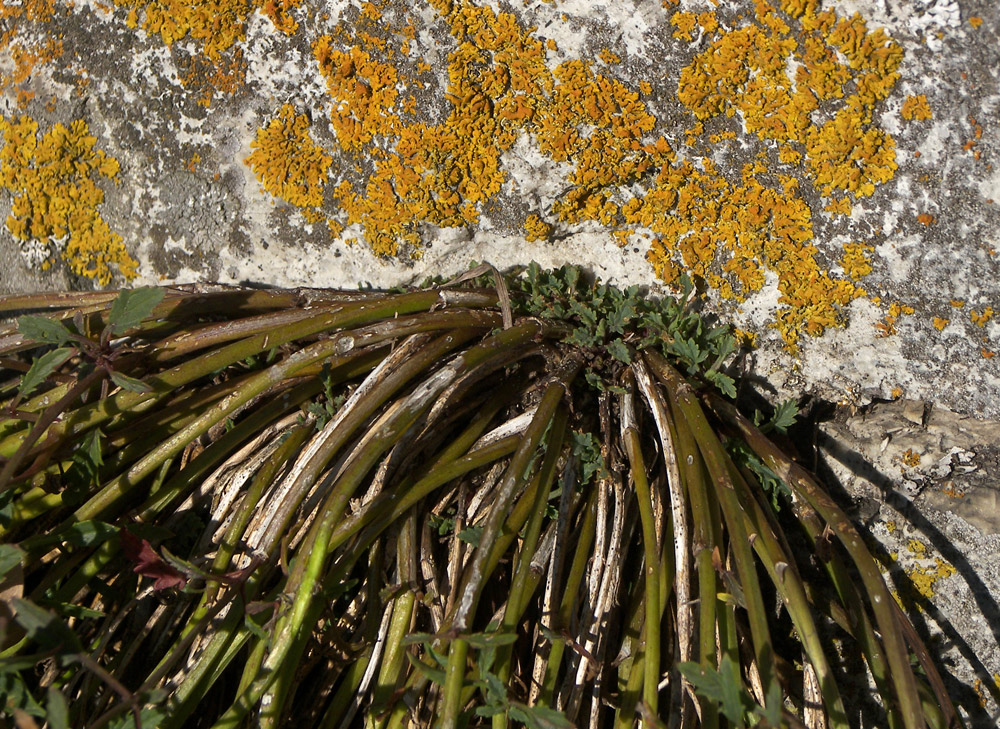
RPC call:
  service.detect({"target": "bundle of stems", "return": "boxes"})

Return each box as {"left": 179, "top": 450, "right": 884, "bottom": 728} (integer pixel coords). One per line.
{"left": 0, "top": 265, "right": 961, "bottom": 729}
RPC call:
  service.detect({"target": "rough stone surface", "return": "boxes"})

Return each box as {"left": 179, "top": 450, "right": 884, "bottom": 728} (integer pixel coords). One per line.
{"left": 2, "top": 0, "right": 999, "bottom": 724}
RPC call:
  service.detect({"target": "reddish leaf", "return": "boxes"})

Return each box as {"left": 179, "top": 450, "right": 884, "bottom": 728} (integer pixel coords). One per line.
{"left": 120, "top": 528, "right": 187, "bottom": 591}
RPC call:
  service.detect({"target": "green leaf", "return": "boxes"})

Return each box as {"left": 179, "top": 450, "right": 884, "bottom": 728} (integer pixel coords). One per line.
{"left": 667, "top": 337, "right": 707, "bottom": 372}
{"left": 406, "top": 652, "right": 447, "bottom": 686}
{"left": 107, "top": 706, "right": 167, "bottom": 729}
{"left": 767, "top": 399, "right": 799, "bottom": 434}
{"left": 10, "top": 598, "right": 82, "bottom": 654}
{"left": 17, "top": 315, "right": 75, "bottom": 345}
{"left": 606, "top": 338, "right": 631, "bottom": 363}
{"left": 108, "top": 287, "right": 165, "bottom": 335}
{"left": 705, "top": 370, "right": 737, "bottom": 398}
{"left": 679, "top": 657, "right": 748, "bottom": 727}
{"left": 109, "top": 370, "right": 152, "bottom": 393}
{"left": 458, "top": 525, "right": 483, "bottom": 546}
{"left": 19, "top": 347, "right": 73, "bottom": 398}
{"left": 46, "top": 687, "right": 70, "bottom": 729}
{"left": 717, "top": 655, "right": 749, "bottom": 726}
{"left": 509, "top": 703, "right": 574, "bottom": 729}
{"left": 0, "top": 543, "right": 24, "bottom": 577}
{"left": 464, "top": 631, "right": 518, "bottom": 649}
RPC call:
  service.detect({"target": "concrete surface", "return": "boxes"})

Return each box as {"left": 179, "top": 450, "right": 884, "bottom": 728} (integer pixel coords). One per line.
{"left": 2, "top": 0, "right": 999, "bottom": 724}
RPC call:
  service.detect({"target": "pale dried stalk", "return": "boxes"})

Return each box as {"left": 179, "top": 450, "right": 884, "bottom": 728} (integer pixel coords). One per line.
{"left": 242, "top": 335, "right": 429, "bottom": 553}
{"left": 564, "top": 477, "right": 627, "bottom": 719}
{"left": 635, "top": 358, "right": 692, "bottom": 686}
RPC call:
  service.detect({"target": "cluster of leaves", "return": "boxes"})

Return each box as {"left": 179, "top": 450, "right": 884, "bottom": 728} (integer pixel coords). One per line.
{"left": 14, "top": 288, "right": 165, "bottom": 401}
{"left": 510, "top": 263, "right": 739, "bottom": 396}
{"left": 679, "top": 656, "right": 784, "bottom": 729}
{"left": 405, "top": 631, "right": 572, "bottom": 729}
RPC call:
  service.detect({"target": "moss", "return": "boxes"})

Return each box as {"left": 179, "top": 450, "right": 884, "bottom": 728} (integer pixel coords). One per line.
{"left": 0, "top": 115, "right": 135, "bottom": 284}
{"left": 246, "top": 104, "right": 333, "bottom": 209}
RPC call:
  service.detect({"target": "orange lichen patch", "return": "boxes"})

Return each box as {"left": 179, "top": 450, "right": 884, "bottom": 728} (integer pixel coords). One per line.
{"left": 112, "top": 0, "right": 302, "bottom": 60}
{"left": 246, "top": 104, "right": 332, "bottom": 209}
{"left": 670, "top": 12, "right": 699, "bottom": 41}
{"left": 0, "top": 38, "right": 64, "bottom": 92}
{"left": 932, "top": 317, "right": 949, "bottom": 331}
{"left": 917, "top": 212, "right": 936, "bottom": 226}
{"left": 0, "top": 115, "right": 135, "bottom": 284}
{"left": 245, "top": 0, "right": 910, "bottom": 346}
{"left": 598, "top": 48, "right": 620, "bottom": 65}
{"left": 901, "top": 94, "right": 932, "bottom": 121}
{"left": 524, "top": 214, "right": 552, "bottom": 242}
{"left": 840, "top": 241, "right": 873, "bottom": 280}
{"left": 982, "top": 349, "right": 996, "bottom": 359}
{"left": 901, "top": 448, "right": 921, "bottom": 467}
{"left": 677, "top": 3, "right": 900, "bottom": 199}
{"left": 876, "top": 300, "right": 914, "bottom": 337}
{"left": 890, "top": 385, "right": 904, "bottom": 399}
{"left": 824, "top": 196, "right": 851, "bottom": 215}
{"left": 950, "top": 298, "right": 965, "bottom": 308}
{"left": 178, "top": 48, "right": 247, "bottom": 107}
{"left": 15, "top": 89, "right": 35, "bottom": 109}
{"left": 970, "top": 307, "right": 994, "bottom": 326}
{"left": 969, "top": 16, "right": 982, "bottom": 29}
{"left": 313, "top": 38, "right": 402, "bottom": 152}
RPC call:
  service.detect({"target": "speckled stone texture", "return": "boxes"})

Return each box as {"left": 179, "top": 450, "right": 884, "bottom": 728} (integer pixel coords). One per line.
{"left": 2, "top": 0, "right": 999, "bottom": 723}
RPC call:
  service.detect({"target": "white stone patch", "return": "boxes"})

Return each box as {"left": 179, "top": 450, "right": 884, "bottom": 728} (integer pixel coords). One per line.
{"left": 129, "top": 43, "right": 182, "bottom": 90}
{"left": 243, "top": 15, "right": 329, "bottom": 111}
{"left": 734, "top": 269, "right": 781, "bottom": 333}
{"left": 978, "top": 166, "right": 1000, "bottom": 203}
{"left": 501, "top": 133, "right": 575, "bottom": 213}
{"left": 876, "top": 234, "right": 917, "bottom": 283}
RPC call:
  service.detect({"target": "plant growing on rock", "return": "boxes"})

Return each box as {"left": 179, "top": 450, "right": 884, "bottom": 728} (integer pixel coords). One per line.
{"left": 0, "top": 264, "right": 960, "bottom": 729}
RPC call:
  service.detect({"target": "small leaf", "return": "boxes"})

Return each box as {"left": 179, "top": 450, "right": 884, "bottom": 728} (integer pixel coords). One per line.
{"left": 110, "top": 371, "right": 152, "bottom": 393}
{"left": 19, "top": 347, "right": 74, "bottom": 398}
{"left": 46, "top": 687, "right": 70, "bottom": 729}
{"left": 17, "top": 316, "right": 75, "bottom": 345}
{"left": 767, "top": 399, "right": 799, "bottom": 434}
{"left": 606, "top": 338, "right": 631, "bottom": 364}
{"left": 108, "top": 287, "right": 165, "bottom": 335}
{"left": 0, "top": 543, "right": 24, "bottom": 578}
{"left": 10, "top": 599, "right": 82, "bottom": 653}
{"left": 120, "top": 528, "right": 187, "bottom": 591}
{"left": 718, "top": 655, "right": 749, "bottom": 727}
{"left": 509, "top": 703, "right": 574, "bottom": 729}
{"left": 406, "top": 652, "right": 447, "bottom": 686}
{"left": 458, "top": 525, "right": 483, "bottom": 546}
{"left": 464, "top": 631, "right": 518, "bottom": 649}
{"left": 107, "top": 706, "right": 166, "bottom": 729}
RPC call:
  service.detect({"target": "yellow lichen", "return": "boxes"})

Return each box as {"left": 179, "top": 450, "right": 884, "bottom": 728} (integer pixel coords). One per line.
{"left": 969, "top": 16, "right": 982, "bottom": 29}
{"left": 598, "top": 48, "right": 620, "bottom": 65}
{"left": 970, "top": 306, "right": 994, "bottom": 326}
{"left": 246, "top": 104, "right": 332, "bottom": 209}
{"left": 0, "top": 115, "right": 135, "bottom": 284}
{"left": 901, "top": 94, "right": 932, "bottom": 121}
{"left": 840, "top": 242, "right": 873, "bottom": 280}
{"left": 111, "top": 0, "right": 303, "bottom": 60}
{"left": 241, "top": 0, "right": 910, "bottom": 347}
{"left": 932, "top": 317, "right": 949, "bottom": 331}
{"left": 523, "top": 214, "right": 552, "bottom": 242}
